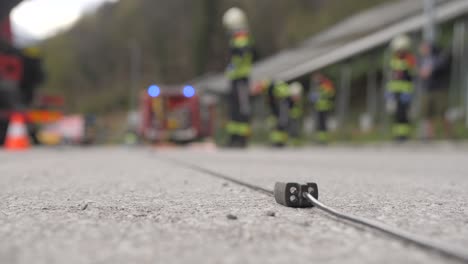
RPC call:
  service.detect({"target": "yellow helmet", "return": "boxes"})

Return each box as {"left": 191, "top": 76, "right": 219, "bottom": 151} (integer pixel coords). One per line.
{"left": 223, "top": 7, "right": 248, "bottom": 32}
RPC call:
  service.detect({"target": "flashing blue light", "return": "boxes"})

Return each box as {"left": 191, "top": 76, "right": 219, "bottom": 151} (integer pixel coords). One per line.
{"left": 148, "top": 85, "right": 161, "bottom": 98}
{"left": 183, "top": 85, "right": 196, "bottom": 98}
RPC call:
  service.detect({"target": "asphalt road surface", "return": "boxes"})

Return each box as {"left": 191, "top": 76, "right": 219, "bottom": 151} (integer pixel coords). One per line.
{"left": 1, "top": 145, "right": 467, "bottom": 264}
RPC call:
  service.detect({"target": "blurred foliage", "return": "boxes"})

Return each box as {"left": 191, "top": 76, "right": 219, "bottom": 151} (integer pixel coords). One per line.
{"left": 41, "top": 0, "right": 390, "bottom": 113}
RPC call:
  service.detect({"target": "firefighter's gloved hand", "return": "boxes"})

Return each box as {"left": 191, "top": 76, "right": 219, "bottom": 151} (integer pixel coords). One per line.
{"left": 400, "top": 93, "right": 412, "bottom": 104}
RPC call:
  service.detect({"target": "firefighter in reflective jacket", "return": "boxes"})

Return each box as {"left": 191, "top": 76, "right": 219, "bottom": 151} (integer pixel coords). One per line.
{"left": 255, "top": 80, "right": 290, "bottom": 147}
{"left": 386, "top": 35, "right": 416, "bottom": 141}
{"left": 310, "top": 73, "right": 335, "bottom": 143}
{"left": 288, "top": 82, "right": 304, "bottom": 146}
{"left": 223, "top": 8, "right": 254, "bottom": 147}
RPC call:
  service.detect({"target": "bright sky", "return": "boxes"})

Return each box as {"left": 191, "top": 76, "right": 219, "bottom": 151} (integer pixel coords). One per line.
{"left": 11, "top": 0, "right": 119, "bottom": 39}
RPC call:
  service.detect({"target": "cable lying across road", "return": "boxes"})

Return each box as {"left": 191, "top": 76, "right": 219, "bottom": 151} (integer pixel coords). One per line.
{"left": 167, "top": 156, "right": 274, "bottom": 196}
{"left": 161, "top": 155, "right": 468, "bottom": 264}
{"left": 303, "top": 193, "right": 468, "bottom": 263}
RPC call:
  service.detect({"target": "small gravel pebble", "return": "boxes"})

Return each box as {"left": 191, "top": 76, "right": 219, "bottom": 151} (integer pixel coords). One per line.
{"left": 226, "top": 214, "right": 238, "bottom": 220}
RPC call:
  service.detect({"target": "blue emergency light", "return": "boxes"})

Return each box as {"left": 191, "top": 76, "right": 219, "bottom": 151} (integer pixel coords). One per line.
{"left": 148, "top": 85, "right": 161, "bottom": 98}
{"left": 183, "top": 85, "right": 196, "bottom": 98}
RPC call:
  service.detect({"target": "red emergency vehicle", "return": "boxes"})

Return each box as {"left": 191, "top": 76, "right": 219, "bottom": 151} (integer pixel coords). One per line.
{"left": 140, "top": 85, "right": 216, "bottom": 143}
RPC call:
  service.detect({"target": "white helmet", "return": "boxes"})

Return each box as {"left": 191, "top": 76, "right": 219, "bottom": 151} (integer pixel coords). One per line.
{"left": 223, "top": 7, "right": 248, "bottom": 31}
{"left": 391, "top": 34, "right": 411, "bottom": 51}
{"left": 289, "top": 82, "right": 303, "bottom": 97}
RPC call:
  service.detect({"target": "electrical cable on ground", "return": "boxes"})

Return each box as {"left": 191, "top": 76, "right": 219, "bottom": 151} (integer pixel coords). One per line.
{"left": 304, "top": 193, "right": 468, "bottom": 263}
{"left": 160, "top": 155, "right": 468, "bottom": 264}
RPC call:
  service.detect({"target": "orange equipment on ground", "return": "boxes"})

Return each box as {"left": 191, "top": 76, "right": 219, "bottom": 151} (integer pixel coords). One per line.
{"left": 4, "top": 113, "right": 30, "bottom": 150}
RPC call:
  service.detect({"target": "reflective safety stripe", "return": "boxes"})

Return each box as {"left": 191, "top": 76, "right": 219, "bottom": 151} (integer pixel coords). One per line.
{"left": 270, "top": 130, "right": 288, "bottom": 143}
{"left": 387, "top": 80, "right": 413, "bottom": 93}
{"left": 226, "top": 122, "right": 237, "bottom": 134}
{"left": 316, "top": 99, "right": 332, "bottom": 111}
{"left": 227, "top": 121, "right": 251, "bottom": 136}
{"left": 7, "top": 124, "right": 27, "bottom": 136}
{"left": 392, "top": 124, "right": 411, "bottom": 137}
{"left": 317, "top": 131, "right": 329, "bottom": 143}
{"left": 237, "top": 123, "right": 250, "bottom": 136}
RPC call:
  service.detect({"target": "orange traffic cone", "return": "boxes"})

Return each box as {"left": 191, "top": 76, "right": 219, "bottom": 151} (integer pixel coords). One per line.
{"left": 4, "top": 113, "right": 30, "bottom": 151}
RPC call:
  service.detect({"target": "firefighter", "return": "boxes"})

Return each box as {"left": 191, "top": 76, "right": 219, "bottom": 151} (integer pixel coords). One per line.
{"left": 255, "top": 79, "right": 290, "bottom": 147}
{"left": 223, "top": 7, "right": 254, "bottom": 148}
{"left": 310, "top": 73, "right": 335, "bottom": 144}
{"left": 386, "top": 35, "right": 416, "bottom": 141}
{"left": 419, "top": 42, "right": 451, "bottom": 140}
{"left": 288, "top": 82, "right": 304, "bottom": 146}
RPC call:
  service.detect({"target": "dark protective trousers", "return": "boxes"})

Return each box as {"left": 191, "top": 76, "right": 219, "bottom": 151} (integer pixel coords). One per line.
{"left": 228, "top": 78, "right": 251, "bottom": 145}
{"left": 316, "top": 111, "right": 329, "bottom": 143}
{"left": 393, "top": 93, "right": 411, "bottom": 140}
{"left": 229, "top": 78, "right": 250, "bottom": 123}
{"left": 288, "top": 118, "right": 301, "bottom": 140}
{"left": 317, "top": 111, "right": 327, "bottom": 132}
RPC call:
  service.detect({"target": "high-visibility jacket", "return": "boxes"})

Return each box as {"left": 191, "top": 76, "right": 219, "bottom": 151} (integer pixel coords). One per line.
{"left": 265, "top": 81, "right": 290, "bottom": 117}
{"left": 315, "top": 79, "right": 335, "bottom": 112}
{"left": 387, "top": 52, "right": 416, "bottom": 94}
{"left": 226, "top": 31, "right": 253, "bottom": 80}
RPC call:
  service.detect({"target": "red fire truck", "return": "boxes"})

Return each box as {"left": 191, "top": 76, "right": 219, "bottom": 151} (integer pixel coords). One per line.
{"left": 140, "top": 85, "right": 217, "bottom": 143}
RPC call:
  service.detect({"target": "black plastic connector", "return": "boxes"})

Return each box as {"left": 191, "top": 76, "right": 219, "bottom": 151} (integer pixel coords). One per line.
{"left": 274, "top": 182, "right": 319, "bottom": 208}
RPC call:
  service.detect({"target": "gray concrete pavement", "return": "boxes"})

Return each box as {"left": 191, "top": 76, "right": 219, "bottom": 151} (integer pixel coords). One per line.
{"left": 162, "top": 145, "right": 468, "bottom": 246}
{"left": 0, "top": 146, "right": 467, "bottom": 264}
